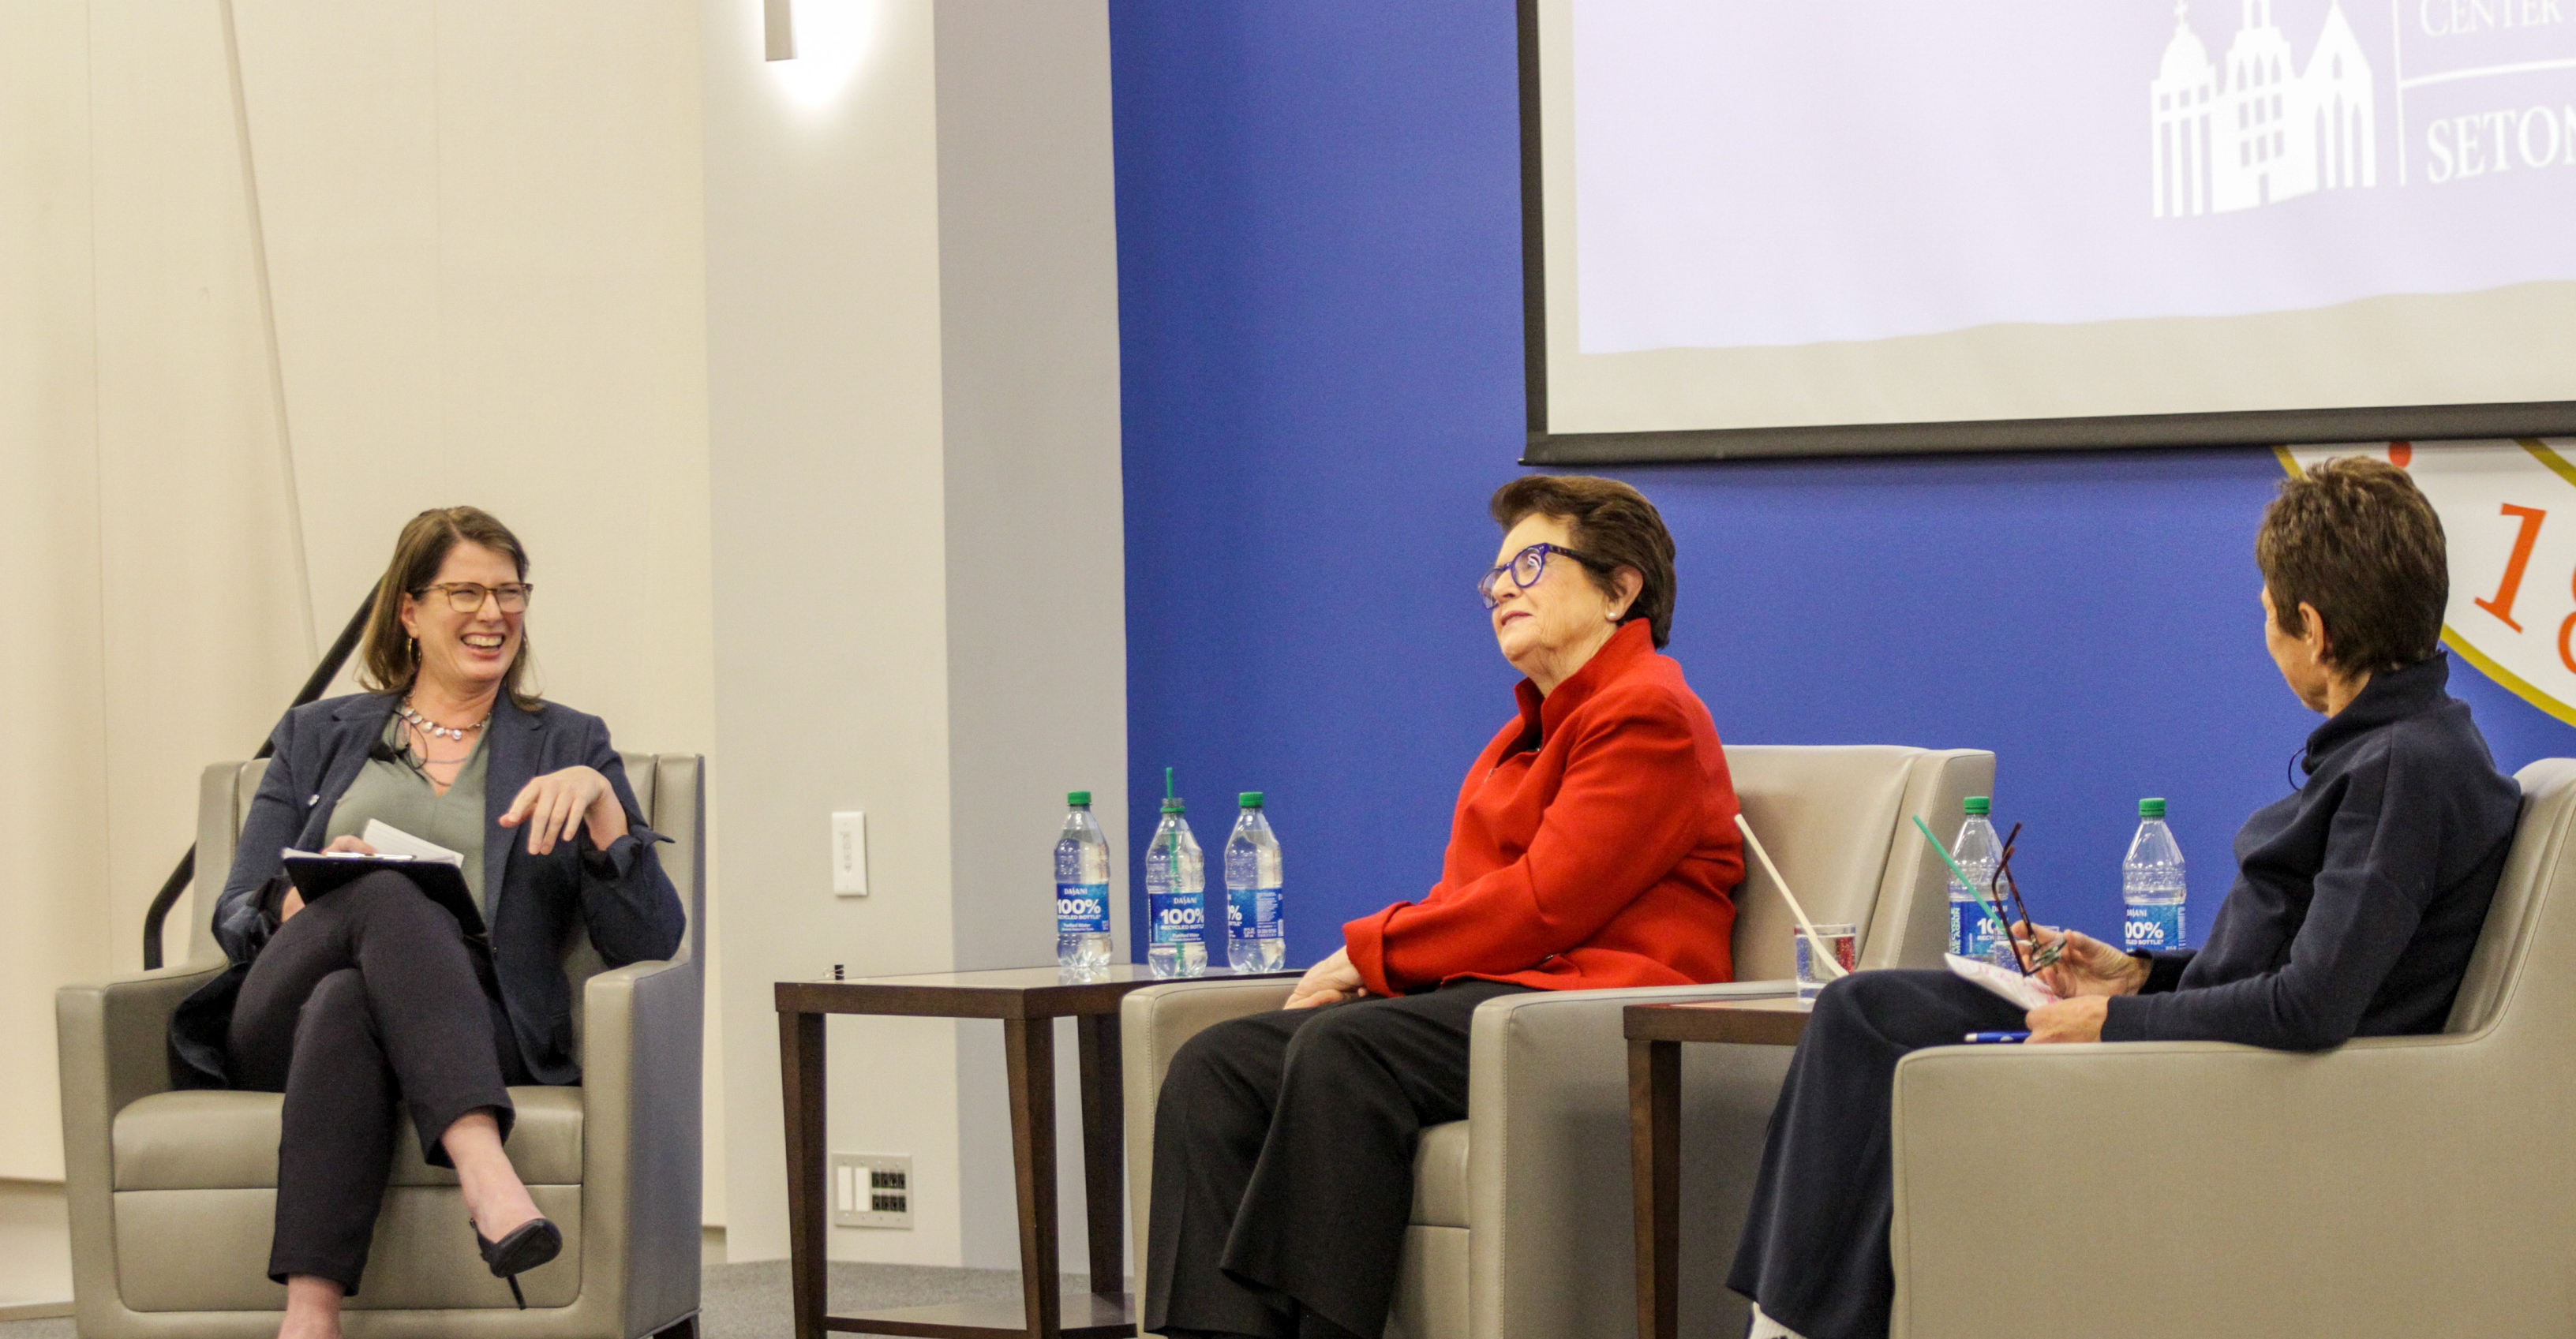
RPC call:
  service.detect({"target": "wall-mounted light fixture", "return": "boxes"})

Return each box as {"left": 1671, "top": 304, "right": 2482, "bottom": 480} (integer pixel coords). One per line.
{"left": 764, "top": 0, "right": 796, "bottom": 60}
{"left": 764, "top": 0, "right": 877, "bottom": 107}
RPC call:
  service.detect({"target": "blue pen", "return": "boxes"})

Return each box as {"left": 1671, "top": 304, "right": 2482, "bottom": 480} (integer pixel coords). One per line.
{"left": 1963, "top": 1030, "right": 2030, "bottom": 1044}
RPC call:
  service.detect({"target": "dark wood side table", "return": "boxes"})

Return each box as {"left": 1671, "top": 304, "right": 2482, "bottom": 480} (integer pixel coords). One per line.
{"left": 1624, "top": 997, "right": 1814, "bottom": 1339}
{"left": 777, "top": 965, "right": 1297, "bottom": 1339}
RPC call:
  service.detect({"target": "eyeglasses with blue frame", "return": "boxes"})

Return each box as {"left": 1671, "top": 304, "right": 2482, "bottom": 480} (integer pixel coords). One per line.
{"left": 1478, "top": 542, "right": 1611, "bottom": 608}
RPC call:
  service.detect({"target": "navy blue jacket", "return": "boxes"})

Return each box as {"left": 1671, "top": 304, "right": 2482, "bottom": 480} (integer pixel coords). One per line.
{"left": 181, "top": 692, "right": 684, "bottom": 1087}
{"left": 2103, "top": 654, "right": 2521, "bottom": 1049}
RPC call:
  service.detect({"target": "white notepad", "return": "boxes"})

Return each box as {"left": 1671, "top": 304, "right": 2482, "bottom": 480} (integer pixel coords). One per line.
{"left": 359, "top": 818, "right": 464, "bottom": 866}
{"left": 1945, "top": 953, "right": 2061, "bottom": 1012}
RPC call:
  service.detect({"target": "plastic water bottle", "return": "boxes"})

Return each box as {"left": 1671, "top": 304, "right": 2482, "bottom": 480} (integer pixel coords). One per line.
{"left": 1224, "top": 793, "right": 1286, "bottom": 972}
{"left": 1145, "top": 772, "right": 1207, "bottom": 978}
{"left": 2123, "top": 798, "right": 2187, "bottom": 953}
{"left": 1054, "top": 791, "right": 1114, "bottom": 973}
{"left": 1947, "top": 797, "right": 2012, "bottom": 967}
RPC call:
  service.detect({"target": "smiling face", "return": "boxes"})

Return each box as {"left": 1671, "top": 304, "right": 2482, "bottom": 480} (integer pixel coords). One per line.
{"left": 1488, "top": 513, "right": 1635, "bottom": 685}
{"left": 399, "top": 540, "right": 525, "bottom": 702}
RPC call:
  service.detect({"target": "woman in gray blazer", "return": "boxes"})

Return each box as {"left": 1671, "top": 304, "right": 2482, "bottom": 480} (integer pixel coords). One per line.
{"left": 170, "top": 506, "right": 683, "bottom": 1338}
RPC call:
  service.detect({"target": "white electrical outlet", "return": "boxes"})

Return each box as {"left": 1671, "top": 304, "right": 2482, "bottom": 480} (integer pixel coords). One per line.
{"left": 829, "top": 1153, "right": 913, "bottom": 1229}
{"left": 831, "top": 812, "right": 868, "bottom": 896}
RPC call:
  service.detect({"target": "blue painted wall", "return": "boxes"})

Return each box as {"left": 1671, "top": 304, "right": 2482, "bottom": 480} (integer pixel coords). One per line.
{"left": 1106, "top": 1, "right": 2576, "bottom": 967}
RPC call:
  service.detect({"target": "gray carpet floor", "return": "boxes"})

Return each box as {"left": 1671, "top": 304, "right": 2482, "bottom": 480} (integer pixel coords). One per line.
{"left": 0, "top": 1262, "right": 1097, "bottom": 1338}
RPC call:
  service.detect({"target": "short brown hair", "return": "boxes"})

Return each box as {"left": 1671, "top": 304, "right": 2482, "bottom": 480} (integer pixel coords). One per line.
{"left": 358, "top": 507, "right": 542, "bottom": 709}
{"left": 1489, "top": 474, "right": 1679, "bottom": 648}
{"left": 2257, "top": 458, "right": 2446, "bottom": 673}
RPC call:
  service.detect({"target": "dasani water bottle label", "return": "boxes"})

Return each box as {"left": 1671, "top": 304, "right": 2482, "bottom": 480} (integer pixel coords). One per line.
{"left": 1951, "top": 903, "right": 2008, "bottom": 962}
{"left": 2124, "top": 902, "right": 2185, "bottom": 952}
{"left": 1056, "top": 882, "right": 1109, "bottom": 935}
{"left": 1148, "top": 866, "right": 1202, "bottom": 942}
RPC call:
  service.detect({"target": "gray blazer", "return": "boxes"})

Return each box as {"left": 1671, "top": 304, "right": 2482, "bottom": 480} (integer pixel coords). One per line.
{"left": 183, "top": 691, "right": 683, "bottom": 1087}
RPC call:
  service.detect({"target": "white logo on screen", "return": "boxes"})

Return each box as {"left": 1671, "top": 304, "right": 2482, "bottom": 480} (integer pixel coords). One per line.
{"left": 2151, "top": 1, "right": 2378, "bottom": 216}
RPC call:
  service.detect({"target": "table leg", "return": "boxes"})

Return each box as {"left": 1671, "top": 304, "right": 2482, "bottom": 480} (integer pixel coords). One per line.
{"left": 1629, "top": 1038, "right": 1680, "bottom": 1339}
{"left": 1075, "top": 1013, "right": 1125, "bottom": 1300}
{"left": 1005, "top": 1016, "right": 1065, "bottom": 1338}
{"left": 780, "top": 1010, "right": 829, "bottom": 1339}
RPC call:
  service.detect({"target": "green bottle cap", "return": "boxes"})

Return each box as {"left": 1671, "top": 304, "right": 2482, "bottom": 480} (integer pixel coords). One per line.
{"left": 1240, "top": 791, "right": 1264, "bottom": 807}
{"left": 1163, "top": 798, "right": 1185, "bottom": 813}
{"left": 1964, "top": 796, "right": 1990, "bottom": 816}
{"left": 2140, "top": 797, "right": 2167, "bottom": 818}
{"left": 1067, "top": 791, "right": 1091, "bottom": 806}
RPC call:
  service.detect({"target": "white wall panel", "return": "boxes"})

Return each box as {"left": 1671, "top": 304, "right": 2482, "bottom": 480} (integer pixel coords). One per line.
{"left": 703, "top": 0, "right": 967, "bottom": 1266}
{"left": 0, "top": 0, "right": 110, "bottom": 1184}
{"left": 230, "top": 0, "right": 716, "bottom": 756}
{"left": 932, "top": 0, "right": 1129, "bottom": 1274}
{"left": 87, "top": 0, "right": 317, "bottom": 993}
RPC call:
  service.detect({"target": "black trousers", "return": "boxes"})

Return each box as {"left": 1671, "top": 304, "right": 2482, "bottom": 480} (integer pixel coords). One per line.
{"left": 1144, "top": 979, "right": 1529, "bottom": 1339}
{"left": 1728, "top": 969, "right": 2024, "bottom": 1339}
{"left": 227, "top": 870, "right": 529, "bottom": 1293}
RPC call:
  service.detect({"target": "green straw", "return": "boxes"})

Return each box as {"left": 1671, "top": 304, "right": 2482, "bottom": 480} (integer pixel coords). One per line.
{"left": 1911, "top": 814, "right": 2020, "bottom": 950}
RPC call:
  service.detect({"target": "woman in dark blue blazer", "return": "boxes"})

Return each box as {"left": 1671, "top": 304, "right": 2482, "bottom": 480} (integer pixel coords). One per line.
{"left": 172, "top": 506, "right": 683, "bottom": 1337}
{"left": 1729, "top": 460, "right": 2521, "bottom": 1339}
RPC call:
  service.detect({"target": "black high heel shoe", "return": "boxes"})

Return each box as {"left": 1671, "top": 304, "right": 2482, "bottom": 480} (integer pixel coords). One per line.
{"left": 473, "top": 1215, "right": 564, "bottom": 1308}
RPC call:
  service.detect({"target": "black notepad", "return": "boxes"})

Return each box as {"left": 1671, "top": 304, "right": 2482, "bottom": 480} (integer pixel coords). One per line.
{"left": 281, "top": 850, "right": 487, "bottom": 938}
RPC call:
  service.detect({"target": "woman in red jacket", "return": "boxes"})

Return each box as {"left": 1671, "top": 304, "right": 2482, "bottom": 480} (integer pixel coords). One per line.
{"left": 1144, "top": 475, "right": 1745, "bottom": 1339}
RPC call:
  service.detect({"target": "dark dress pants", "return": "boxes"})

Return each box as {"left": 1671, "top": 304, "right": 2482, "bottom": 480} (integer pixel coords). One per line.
{"left": 226, "top": 870, "right": 530, "bottom": 1293}
{"left": 1145, "top": 979, "right": 1530, "bottom": 1339}
{"left": 1728, "top": 969, "right": 2026, "bottom": 1339}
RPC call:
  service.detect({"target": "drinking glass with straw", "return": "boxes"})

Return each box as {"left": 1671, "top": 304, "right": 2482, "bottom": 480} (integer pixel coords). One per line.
{"left": 1734, "top": 814, "right": 1852, "bottom": 989}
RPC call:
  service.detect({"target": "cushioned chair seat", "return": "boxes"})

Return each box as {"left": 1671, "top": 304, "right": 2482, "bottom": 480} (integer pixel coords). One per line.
{"left": 114, "top": 1087, "right": 586, "bottom": 1190}
{"left": 110, "top": 1184, "right": 586, "bottom": 1311}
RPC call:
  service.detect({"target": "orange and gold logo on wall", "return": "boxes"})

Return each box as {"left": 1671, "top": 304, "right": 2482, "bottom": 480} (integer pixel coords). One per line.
{"left": 2282, "top": 440, "right": 2576, "bottom": 727}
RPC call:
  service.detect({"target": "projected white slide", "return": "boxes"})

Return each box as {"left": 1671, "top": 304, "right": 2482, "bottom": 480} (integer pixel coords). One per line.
{"left": 1532, "top": 0, "right": 2576, "bottom": 443}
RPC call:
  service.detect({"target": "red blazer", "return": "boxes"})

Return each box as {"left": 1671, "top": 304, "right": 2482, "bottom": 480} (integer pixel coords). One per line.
{"left": 1344, "top": 621, "right": 1744, "bottom": 996}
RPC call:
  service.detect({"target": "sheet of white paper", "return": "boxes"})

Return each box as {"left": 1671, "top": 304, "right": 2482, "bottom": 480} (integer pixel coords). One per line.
{"left": 1945, "top": 953, "right": 2060, "bottom": 1013}
{"left": 360, "top": 818, "right": 465, "bottom": 866}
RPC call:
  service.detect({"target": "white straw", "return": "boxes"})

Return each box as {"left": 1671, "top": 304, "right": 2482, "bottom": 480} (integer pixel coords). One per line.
{"left": 1736, "top": 813, "right": 1849, "bottom": 979}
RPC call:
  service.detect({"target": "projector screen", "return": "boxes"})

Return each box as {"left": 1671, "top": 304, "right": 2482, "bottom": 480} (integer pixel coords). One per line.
{"left": 1523, "top": 0, "right": 2576, "bottom": 459}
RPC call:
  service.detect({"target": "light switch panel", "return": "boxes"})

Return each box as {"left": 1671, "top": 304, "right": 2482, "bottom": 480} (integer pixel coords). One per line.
{"left": 831, "top": 811, "right": 868, "bottom": 896}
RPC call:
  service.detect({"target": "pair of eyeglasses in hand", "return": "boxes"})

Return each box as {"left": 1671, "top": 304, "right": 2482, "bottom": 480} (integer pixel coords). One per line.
{"left": 1990, "top": 823, "right": 2061, "bottom": 975}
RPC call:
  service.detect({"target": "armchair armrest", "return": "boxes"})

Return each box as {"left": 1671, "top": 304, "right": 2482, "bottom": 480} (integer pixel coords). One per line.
{"left": 1888, "top": 1033, "right": 2540, "bottom": 1339}
{"left": 1463, "top": 982, "right": 1794, "bottom": 1339}
{"left": 1122, "top": 978, "right": 1297, "bottom": 1328}
{"left": 57, "top": 960, "right": 227, "bottom": 1122}
{"left": 57, "top": 959, "right": 227, "bottom": 1323}
{"left": 578, "top": 954, "right": 704, "bottom": 1339}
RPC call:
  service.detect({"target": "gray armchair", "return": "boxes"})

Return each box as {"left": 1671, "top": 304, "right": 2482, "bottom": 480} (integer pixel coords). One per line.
{"left": 55, "top": 752, "right": 706, "bottom": 1338}
{"left": 1885, "top": 757, "right": 2576, "bottom": 1339}
{"left": 1123, "top": 744, "right": 1994, "bottom": 1339}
